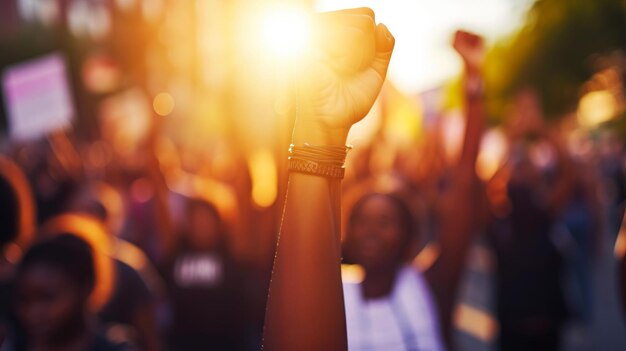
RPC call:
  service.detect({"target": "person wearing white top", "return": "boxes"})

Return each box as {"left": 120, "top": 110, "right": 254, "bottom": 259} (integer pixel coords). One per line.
{"left": 342, "top": 193, "right": 445, "bottom": 351}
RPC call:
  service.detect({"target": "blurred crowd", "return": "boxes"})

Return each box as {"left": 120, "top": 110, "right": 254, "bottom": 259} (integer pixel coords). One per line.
{"left": 2, "top": 1, "right": 626, "bottom": 351}
{"left": 1, "top": 51, "right": 625, "bottom": 351}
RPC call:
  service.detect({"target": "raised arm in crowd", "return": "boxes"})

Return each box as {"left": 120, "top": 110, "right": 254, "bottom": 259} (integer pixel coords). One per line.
{"left": 263, "top": 8, "right": 395, "bottom": 351}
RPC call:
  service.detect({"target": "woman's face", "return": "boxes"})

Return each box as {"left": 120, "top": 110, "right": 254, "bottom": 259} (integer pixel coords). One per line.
{"left": 348, "top": 195, "right": 407, "bottom": 271}
{"left": 16, "top": 264, "right": 86, "bottom": 343}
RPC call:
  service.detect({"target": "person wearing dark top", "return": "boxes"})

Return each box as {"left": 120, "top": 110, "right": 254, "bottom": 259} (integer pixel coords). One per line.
{"left": 487, "top": 142, "right": 570, "bottom": 351}
{"left": 98, "top": 260, "right": 153, "bottom": 332}
{"left": 12, "top": 235, "right": 132, "bottom": 351}
{"left": 165, "top": 198, "right": 247, "bottom": 351}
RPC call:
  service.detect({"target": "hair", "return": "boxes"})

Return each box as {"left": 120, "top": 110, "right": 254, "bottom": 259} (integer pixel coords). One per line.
{"left": 183, "top": 198, "right": 229, "bottom": 253}
{"left": 17, "top": 235, "right": 96, "bottom": 294}
{"left": 345, "top": 192, "right": 416, "bottom": 262}
{"left": 186, "top": 198, "right": 222, "bottom": 223}
{"left": 0, "top": 175, "right": 19, "bottom": 248}
{"left": 82, "top": 199, "right": 108, "bottom": 223}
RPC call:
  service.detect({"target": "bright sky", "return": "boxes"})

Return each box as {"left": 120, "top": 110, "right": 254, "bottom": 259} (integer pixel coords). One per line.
{"left": 316, "top": 0, "right": 533, "bottom": 94}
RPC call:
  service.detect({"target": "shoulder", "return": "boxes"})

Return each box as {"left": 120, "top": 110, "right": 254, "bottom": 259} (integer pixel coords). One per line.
{"left": 397, "top": 265, "right": 428, "bottom": 289}
{"left": 340, "top": 265, "right": 363, "bottom": 297}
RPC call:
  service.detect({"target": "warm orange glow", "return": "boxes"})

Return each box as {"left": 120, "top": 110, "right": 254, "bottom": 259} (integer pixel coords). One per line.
{"left": 191, "top": 176, "right": 238, "bottom": 218}
{"left": 0, "top": 156, "right": 36, "bottom": 253}
{"left": 153, "top": 92, "right": 175, "bottom": 116}
{"left": 131, "top": 178, "right": 154, "bottom": 203}
{"left": 454, "top": 303, "right": 499, "bottom": 342}
{"left": 86, "top": 141, "right": 112, "bottom": 168}
{"left": 578, "top": 90, "right": 618, "bottom": 127}
{"left": 248, "top": 148, "right": 278, "bottom": 208}
{"left": 112, "top": 130, "right": 135, "bottom": 155}
{"left": 476, "top": 128, "right": 507, "bottom": 181}
{"left": 616, "top": 216, "right": 626, "bottom": 259}
{"left": 94, "top": 182, "right": 125, "bottom": 235}
{"left": 413, "top": 241, "right": 441, "bottom": 272}
{"left": 113, "top": 239, "right": 148, "bottom": 272}
{"left": 341, "top": 264, "right": 365, "bottom": 284}
{"left": 165, "top": 169, "right": 241, "bottom": 237}
{"left": 441, "top": 111, "right": 466, "bottom": 164}
{"left": 383, "top": 83, "right": 423, "bottom": 145}
{"left": 3, "top": 242, "right": 23, "bottom": 265}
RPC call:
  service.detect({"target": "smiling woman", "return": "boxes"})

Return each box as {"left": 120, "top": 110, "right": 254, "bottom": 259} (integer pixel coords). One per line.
{"left": 342, "top": 193, "right": 444, "bottom": 351}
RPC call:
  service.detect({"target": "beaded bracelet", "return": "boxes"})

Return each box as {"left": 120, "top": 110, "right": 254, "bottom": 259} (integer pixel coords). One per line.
{"left": 288, "top": 143, "right": 352, "bottom": 179}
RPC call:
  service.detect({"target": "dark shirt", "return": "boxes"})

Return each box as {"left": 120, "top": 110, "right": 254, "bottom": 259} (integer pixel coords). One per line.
{"left": 99, "top": 260, "right": 152, "bottom": 326}
{"left": 165, "top": 249, "right": 247, "bottom": 351}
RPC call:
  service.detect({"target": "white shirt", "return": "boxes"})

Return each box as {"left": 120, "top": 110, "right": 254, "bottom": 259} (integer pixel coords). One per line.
{"left": 343, "top": 266, "right": 445, "bottom": 351}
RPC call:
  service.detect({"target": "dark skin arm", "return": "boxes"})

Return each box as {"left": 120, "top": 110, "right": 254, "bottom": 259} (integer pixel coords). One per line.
{"left": 263, "top": 8, "right": 394, "bottom": 351}
{"left": 424, "top": 30, "right": 486, "bottom": 344}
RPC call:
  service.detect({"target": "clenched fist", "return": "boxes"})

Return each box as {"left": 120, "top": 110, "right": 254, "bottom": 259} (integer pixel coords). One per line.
{"left": 293, "top": 8, "right": 395, "bottom": 146}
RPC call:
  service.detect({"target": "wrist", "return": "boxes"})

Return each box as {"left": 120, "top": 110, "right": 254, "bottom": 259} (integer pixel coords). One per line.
{"left": 464, "top": 71, "right": 484, "bottom": 100}
{"left": 464, "top": 64, "right": 482, "bottom": 80}
{"left": 292, "top": 119, "right": 349, "bottom": 147}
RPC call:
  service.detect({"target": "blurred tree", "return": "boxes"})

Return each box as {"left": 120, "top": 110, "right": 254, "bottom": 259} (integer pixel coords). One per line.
{"left": 484, "top": 0, "right": 626, "bottom": 122}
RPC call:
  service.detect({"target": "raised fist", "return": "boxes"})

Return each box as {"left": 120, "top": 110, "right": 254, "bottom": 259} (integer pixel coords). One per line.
{"left": 293, "top": 8, "right": 395, "bottom": 146}
{"left": 453, "top": 30, "right": 485, "bottom": 75}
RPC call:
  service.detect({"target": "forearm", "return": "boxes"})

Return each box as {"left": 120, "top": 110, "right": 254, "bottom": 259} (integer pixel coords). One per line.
{"left": 426, "top": 68, "right": 485, "bottom": 341}
{"left": 457, "top": 71, "right": 485, "bottom": 175}
{"left": 262, "top": 9, "right": 392, "bottom": 349}
{"left": 263, "top": 173, "right": 346, "bottom": 351}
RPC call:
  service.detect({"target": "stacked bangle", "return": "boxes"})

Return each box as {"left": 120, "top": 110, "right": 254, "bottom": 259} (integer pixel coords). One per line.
{"left": 288, "top": 143, "right": 351, "bottom": 179}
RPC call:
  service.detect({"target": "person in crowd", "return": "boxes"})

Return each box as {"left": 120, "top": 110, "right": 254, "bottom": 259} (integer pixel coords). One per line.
{"left": 344, "top": 29, "right": 488, "bottom": 348}
{"left": 13, "top": 235, "right": 132, "bottom": 351}
{"left": 164, "top": 198, "right": 248, "bottom": 350}
{"left": 40, "top": 214, "right": 161, "bottom": 351}
{"left": 342, "top": 192, "right": 444, "bottom": 351}
{"left": 68, "top": 181, "right": 169, "bottom": 333}
{"left": 420, "top": 30, "right": 487, "bottom": 344}
{"left": 486, "top": 90, "right": 574, "bottom": 351}
{"left": 560, "top": 157, "right": 603, "bottom": 324}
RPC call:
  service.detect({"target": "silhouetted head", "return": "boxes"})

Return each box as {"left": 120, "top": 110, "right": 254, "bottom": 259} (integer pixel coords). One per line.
{"left": 15, "top": 235, "right": 95, "bottom": 344}
{"left": 344, "top": 193, "right": 415, "bottom": 272}
{"left": 185, "top": 199, "right": 226, "bottom": 252}
{"left": 66, "top": 182, "right": 125, "bottom": 236}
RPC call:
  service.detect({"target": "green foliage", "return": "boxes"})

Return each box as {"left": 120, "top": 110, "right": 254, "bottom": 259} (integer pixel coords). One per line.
{"left": 485, "top": 0, "right": 626, "bottom": 122}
